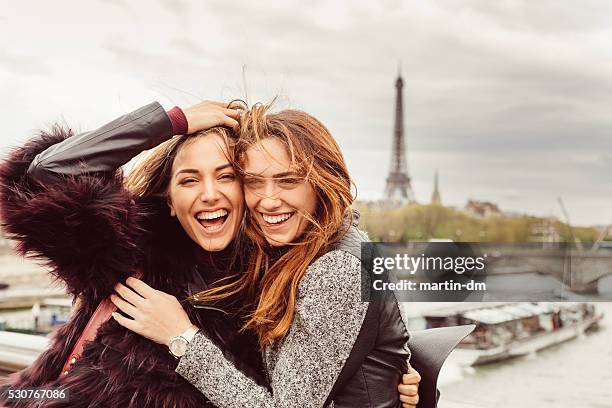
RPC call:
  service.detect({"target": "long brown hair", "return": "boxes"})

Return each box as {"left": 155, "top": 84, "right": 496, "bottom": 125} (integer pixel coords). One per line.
{"left": 196, "top": 103, "right": 355, "bottom": 348}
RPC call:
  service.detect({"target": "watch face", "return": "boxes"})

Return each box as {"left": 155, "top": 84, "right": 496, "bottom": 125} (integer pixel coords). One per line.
{"left": 170, "top": 337, "right": 188, "bottom": 357}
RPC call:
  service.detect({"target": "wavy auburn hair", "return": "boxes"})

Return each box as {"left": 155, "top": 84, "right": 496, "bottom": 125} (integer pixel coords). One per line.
{"left": 196, "top": 103, "right": 355, "bottom": 348}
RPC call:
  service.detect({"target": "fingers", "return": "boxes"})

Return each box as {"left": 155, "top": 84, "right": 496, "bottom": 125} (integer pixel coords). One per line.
{"left": 111, "top": 311, "right": 138, "bottom": 332}
{"left": 224, "top": 108, "right": 241, "bottom": 119}
{"left": 399, "top": 392, "right": 419, "bottom": 406}
{"left": 403, "top": 370, "right": 421, "bottom": 385}
{"left": 222, "top": 116, "right": 239, "bottom": 130}
{"left": 209, "top": 100, "right": 230, "bottom": 108}
{"left": 400, "top": 366, "right": 420, "bottom": 407}
{"left": 125, "top": 277, "right": 157, "bottom": 299}
{"left": 188, "top": 100, "right": 227, "bottom": 109}
{"left": 110, "top": 294, "right": 138, "bottom": 318}
{"left": 189, "top": 100, "right": 241, "bottom": 110}
{"left": 398, "top": 383, "right": 418, "bottom": 397}
{"left": 194, "top": 101, "right": 240, "bottom": 121}
{"left": 114, "top": 282, "right": 145, "bottom": 306}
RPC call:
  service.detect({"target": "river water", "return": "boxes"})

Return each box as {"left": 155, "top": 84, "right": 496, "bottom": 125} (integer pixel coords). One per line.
{"left": 430, "top": 300, "right": 612, "bottom": 407}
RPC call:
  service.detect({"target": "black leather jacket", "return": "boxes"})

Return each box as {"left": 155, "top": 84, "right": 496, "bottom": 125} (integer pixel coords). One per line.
{"left": 328, "top": 226, "right": 474, "bottom": 408}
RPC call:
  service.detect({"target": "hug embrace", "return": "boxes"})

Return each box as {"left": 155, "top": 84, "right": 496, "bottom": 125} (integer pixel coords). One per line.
{"left": 0, "top": 100, "right": 471, "bottom": 407}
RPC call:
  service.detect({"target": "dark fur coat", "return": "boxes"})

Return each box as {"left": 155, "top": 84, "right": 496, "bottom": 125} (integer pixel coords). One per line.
{"left": 0, "top": 128, "right": 265, "bottom": 407}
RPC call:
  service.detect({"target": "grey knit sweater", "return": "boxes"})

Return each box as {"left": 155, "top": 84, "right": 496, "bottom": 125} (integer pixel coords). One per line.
{"left": 175, "top": 249, "right": 370, "bottom": 407}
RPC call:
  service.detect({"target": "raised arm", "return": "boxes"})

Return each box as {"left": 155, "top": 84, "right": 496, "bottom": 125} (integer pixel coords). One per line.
{"left": 173, "top": 250, "right": 369, "bottom": 407}
{"left": 26, "top": 102, "right": 174, "bottom": 184}
{"left": 0, "top": 101, "right": 239, "bottom": 298}
{"left": 0, "top": 102, "right": 175, "bottom": 297}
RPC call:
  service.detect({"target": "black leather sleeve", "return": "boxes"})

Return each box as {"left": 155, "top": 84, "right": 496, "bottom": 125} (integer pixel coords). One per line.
{"left": 27, "top": 102, "right": 173, "bottom": 184}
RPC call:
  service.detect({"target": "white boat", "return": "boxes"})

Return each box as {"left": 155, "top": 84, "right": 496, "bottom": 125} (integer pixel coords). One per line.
{"left": 423, "top": 302, "right": 603, "bottom": 366}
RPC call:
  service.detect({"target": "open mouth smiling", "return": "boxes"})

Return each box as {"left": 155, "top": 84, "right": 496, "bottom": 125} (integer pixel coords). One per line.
{"left": 195, "top": 209, "right": 229, "bottom": 233}
{"left": 261, "top": 212, "right": 295, "bottom": 227}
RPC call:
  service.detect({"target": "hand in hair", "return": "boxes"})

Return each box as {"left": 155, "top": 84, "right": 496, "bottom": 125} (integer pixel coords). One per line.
{"left": 183, "top": 100, "right": 240, "bottom": 134}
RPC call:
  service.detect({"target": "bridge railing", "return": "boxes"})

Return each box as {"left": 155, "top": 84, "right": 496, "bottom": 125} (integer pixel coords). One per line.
{"left": 0, "top": 331, "right": 48, "bottom": 373}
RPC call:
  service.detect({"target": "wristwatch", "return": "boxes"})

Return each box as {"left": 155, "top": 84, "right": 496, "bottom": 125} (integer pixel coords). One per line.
{"left": 168, "top": 324, "right": 200, "bottom": 359}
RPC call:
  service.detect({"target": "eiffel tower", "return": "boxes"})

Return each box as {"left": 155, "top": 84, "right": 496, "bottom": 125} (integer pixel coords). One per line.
{"left": 383, "top": 71, "right": 415, "bottom": 204}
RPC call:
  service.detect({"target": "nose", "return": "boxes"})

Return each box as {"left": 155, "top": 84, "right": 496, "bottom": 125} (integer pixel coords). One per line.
{"left": 199, "top": 178, "right": 221, "bottom": 204}
{"left": 258, "top": 180, "right": 282, "bottom": 210}
{"left": 259, "top": 195, "right": 282, "bottom": 211}
{"left": 262, "top": 178, "right": 280, "bottom": 199}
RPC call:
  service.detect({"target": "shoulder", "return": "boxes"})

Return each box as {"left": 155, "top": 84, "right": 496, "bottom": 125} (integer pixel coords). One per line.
{"left": 298, "top": 223, "right": 370, "bottom": 292}
{"left": 298, "top": 250, "right": 362, "bottom": 302}
{"left": 332, "top": 225, "right": 370, "bottom": 260}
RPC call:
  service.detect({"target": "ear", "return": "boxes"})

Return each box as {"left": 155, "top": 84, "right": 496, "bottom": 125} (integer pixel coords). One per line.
{"left": 167, "top": 198, "right": 176, "bottom": 217}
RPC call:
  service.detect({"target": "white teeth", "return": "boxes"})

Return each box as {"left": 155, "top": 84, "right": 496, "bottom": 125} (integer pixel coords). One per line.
{"left": 262, "top": 213, "right": 293, "bottom": 224}
{"left": 196, "top": 209, "right": 228, "bottom": 220}
{"left": 203, "top": 224, "right": 222, "bottom": 232}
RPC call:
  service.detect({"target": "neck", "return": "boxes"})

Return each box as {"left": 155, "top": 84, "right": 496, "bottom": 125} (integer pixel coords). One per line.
{"left": 193, "top": 241, "right": 237, "bottom": 282}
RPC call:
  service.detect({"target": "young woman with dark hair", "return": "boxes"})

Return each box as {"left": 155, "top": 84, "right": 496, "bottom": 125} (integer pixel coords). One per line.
{"left": 0, "top": 101, "right": 269, "bottom": 407}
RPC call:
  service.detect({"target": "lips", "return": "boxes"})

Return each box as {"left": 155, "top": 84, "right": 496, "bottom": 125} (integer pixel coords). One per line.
{"left": 260, "top": 211, "right": 295, "bottom": 227}
{"left": 195, "top": 209, "right": 229, "bottom": 233}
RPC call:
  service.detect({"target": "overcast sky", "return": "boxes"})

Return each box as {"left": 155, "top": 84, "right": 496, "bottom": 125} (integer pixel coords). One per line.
{"left": 1, "top": 0, "right": 611, "bottom": 226}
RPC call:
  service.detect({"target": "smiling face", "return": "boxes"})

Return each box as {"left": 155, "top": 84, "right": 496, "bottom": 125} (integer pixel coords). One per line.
{"left": 167, "top": 134, "right": 244, "bottom": 252}
{"left": 243, "top": 137, "right": 317, "bottom": 247}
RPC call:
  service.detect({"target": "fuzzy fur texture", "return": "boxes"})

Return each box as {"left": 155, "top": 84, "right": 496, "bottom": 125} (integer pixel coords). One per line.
{"left": 0, "top": 127, "right": 264, "bottom": 407}
{"left": 0, "top": 126, "right": 144, "bottom": 299}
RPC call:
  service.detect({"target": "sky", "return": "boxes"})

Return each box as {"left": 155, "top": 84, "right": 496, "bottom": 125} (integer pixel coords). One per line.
{"left": 1, "top": 0, "right": 611, "bottom": 226}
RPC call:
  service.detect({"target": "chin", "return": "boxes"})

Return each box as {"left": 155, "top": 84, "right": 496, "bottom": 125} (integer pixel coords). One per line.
{"left": 197, "top": 237, "right": 231, "bottom": 252}
{"left": 263, "top": 232, "right": 293, "bottom": 247}
{"left": 266, "top": 239, "right": 285, "bottom": 247}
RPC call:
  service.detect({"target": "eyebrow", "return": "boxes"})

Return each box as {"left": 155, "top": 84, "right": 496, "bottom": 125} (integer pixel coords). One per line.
{"left": 243, "top": 171, "right": 299, "bottom": 179}
{"left": 174, "top": 163, "right": 234, "bottom": 178}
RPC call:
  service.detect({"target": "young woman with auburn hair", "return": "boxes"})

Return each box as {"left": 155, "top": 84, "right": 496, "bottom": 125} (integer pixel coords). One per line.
{"left": 112, "top": 103, "right": 424, "bottom": 407}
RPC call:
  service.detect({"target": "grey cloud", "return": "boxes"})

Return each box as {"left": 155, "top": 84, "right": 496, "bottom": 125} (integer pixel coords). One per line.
{"left": 0, "top": 50, "right": 53, "bottom": 76}
{"left": 442, "top": 0, "right": 612, "bottom": 33}
{"left": 169, "top": 38, "right": 205, "bottom": 54}
{"left": 103, "top": 42, "right": 167, "bottom": 71}
{"left": 99, "top": 0, "right": 130, "bottom": 8}
{"left": 3, "top": 0, "right": 610, "bottom": 224}
{"left": 103, "top": 41, "right": 215, "bottom": 76}
{"left": 160, "top": 0, "right": 190, "bottom": 15}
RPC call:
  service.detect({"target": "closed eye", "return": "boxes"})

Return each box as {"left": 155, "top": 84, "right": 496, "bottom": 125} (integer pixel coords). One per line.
{"left": 219, "top": 173, "right": 236, "bottom": 181}
{"left": 278, "top": 177, "right": 303, "bottom": 187}
{"left": 179, "top": 178, "right": 198, "bottom": 185}
{"left": 243, "top": 177, "right": 265, "bottom": 188}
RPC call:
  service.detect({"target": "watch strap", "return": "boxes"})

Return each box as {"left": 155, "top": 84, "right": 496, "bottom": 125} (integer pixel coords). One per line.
{"left": 180, "top": 324, "right": 200, "bottom": 342}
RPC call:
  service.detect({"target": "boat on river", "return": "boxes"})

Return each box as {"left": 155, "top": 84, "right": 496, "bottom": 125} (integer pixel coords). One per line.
{"left": 423, "top": 302, "right": 603, "bottom": 365}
